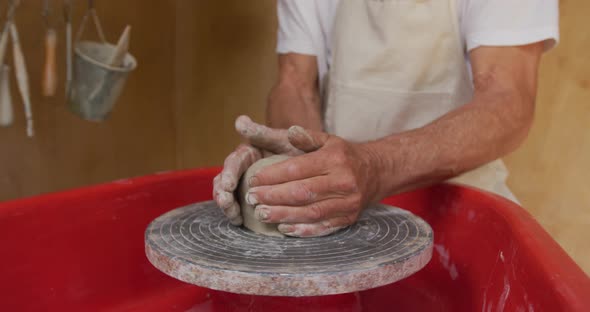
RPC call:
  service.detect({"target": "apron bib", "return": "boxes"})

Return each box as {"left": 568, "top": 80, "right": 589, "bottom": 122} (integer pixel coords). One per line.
{"left": 324, "top": 0, "right": 516, "bottom": 201}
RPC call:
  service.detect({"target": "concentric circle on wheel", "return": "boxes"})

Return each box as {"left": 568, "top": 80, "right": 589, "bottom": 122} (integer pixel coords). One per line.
{"left": 145, "top": 201, "right": 433, "bottom": 297}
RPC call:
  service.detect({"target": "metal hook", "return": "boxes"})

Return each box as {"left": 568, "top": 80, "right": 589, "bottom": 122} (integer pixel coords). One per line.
{"left": 76, "top": 0, "right": 106, "bottom": 43}
{"left": 5, "top": 0, "right": 20, "bottom": 21}
{"left": 64, "top": 0, "right": 72, "bottom": 96}
{"left": 42, "top": 0, "right": 50, "bottom": 27}
{"left": 0, "top": 0, "right": 20, "bottom": 53}
{"left": 63, "top": 0, "right": 71, "bottom": 23}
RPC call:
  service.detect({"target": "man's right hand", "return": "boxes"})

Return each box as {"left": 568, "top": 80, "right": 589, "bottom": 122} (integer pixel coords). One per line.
{"left": 213, "top": 115, "right": 305, "bottom": 225}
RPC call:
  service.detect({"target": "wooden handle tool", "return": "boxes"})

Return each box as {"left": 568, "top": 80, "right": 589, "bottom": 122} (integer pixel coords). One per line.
{"left": 42, "top": 28, "right": 58, "bottom": 97}
{"left": 109, "top": 25, "right": 131, "bottom": 67}
{"left": 10, "top": 23, "right": 33, "bottom": 137}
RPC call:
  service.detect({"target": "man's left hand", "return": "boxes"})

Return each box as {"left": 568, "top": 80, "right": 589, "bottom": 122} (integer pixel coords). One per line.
{"left": 246, "top": 126, "right": 381, "bottom": 237}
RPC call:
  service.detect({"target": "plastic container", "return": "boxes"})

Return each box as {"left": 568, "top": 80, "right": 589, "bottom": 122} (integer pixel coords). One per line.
{"left": 0, "top": 168, "right": 588, "bottom": 311}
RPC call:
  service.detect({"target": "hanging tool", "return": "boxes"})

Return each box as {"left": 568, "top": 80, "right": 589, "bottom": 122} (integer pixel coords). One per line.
{"left": 42, "top": 0, "right": 57, "bottom": 97}
{"left": 64, "top": 0, "right": 72, "bottom": 97}
{"left": 0, "top": 1, "right": 16, "bottom": 128}
{"left": 9, "top": 0, "right": 34, "bottom": 137}
{"left": 0, "top": 64, "right": 12, "bottom": 127}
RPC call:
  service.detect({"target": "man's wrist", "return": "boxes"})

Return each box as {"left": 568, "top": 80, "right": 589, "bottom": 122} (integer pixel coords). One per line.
{"left": 358, "top": 139, "right": 401, "bottom": 203}
{"left": 360, "top": 133, "right": 436, "bottom": 201}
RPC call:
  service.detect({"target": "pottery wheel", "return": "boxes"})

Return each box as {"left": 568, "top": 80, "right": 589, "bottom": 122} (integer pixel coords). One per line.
{"left": 145, "top": 201, "right": 433, "bottom": 297}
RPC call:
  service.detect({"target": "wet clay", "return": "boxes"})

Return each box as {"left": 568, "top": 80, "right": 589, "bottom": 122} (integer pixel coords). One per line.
{"left": 238, "top": 155, "right": 291, "bottom": 237}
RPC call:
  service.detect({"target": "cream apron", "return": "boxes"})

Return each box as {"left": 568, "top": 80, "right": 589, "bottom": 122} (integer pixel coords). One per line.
{"left": 324, "top": 0, "right": 517, "bottom": 201}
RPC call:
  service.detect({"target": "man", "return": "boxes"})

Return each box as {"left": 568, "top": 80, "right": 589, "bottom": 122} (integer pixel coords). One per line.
{"left": 213, "top": 0, "right": 559, "bottom": 237}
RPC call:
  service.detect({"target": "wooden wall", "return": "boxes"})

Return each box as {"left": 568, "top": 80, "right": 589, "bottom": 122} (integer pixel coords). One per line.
{"left": 0, "top": 0, "right": 276, "bottom": 200}
{"left": 504, "top": 1, "right": 590, "bottom": 274}
{"left": 0, "top": 0, "right": 179, "bottom": 199}
{"left": 0, "top": 1, "right": 587, "bottom": 273}
{"left": 173, "top": 1, "right": 277, "bottom": 169}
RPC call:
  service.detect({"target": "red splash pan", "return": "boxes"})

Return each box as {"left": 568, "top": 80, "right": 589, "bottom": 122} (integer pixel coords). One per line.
{"left": 0, "top": 168, "right": 588, "bottom": 311}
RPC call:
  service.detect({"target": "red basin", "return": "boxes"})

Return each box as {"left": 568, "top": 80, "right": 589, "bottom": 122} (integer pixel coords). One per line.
{"left": 0, "top": 168, "right": 588, "bottom": 311}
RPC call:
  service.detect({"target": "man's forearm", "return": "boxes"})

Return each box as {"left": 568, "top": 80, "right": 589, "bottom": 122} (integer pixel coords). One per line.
{"left": 267, "top": 81, "right": 323, "bottom": 131}
{"left": 362, "top": 44, "right": 542, "bottom": 201}
{"left": 364, "top": 70, "right": 535, "bottom": 200}
{"left": 266, "top": 53, "right": 323, "bottom": 131}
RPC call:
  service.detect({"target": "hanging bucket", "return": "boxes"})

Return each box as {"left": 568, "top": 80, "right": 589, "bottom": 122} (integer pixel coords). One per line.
{"left": 67, "top": 41, "right": 136, "bottom": 121}
{"left": 66, "top": 6, "right": 136, "bottom": 122}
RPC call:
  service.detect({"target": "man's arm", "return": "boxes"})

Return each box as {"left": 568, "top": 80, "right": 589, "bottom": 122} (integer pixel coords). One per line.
{"left": 366, "top": 43, "right": 544, "bottom": 198}
{"left": 246, "top": 43, "right": 545, "bottom": 237}
{"left": 267, "top": 53, "right": 323, "bottom": 131}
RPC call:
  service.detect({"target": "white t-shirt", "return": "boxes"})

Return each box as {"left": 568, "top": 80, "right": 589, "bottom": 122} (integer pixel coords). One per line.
{"left": 277, "top": 0, "right": 559, "bottom": 86}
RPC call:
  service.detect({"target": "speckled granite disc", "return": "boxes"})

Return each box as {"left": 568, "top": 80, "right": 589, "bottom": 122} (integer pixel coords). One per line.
{"left": 145, "top": 201, "right": 433, "bottom": 297}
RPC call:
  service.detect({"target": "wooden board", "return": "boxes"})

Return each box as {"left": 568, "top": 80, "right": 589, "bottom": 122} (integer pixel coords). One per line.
{"left": 145, "top": 201, "right": 433, "bottom": 296}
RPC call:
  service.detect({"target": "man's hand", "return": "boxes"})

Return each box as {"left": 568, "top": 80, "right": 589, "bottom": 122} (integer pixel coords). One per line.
{"left": 246, "top": 127, "right": 380, "bottom": 237}
{"left": 213, "top": 116, "right": 305, "bottom": 225}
